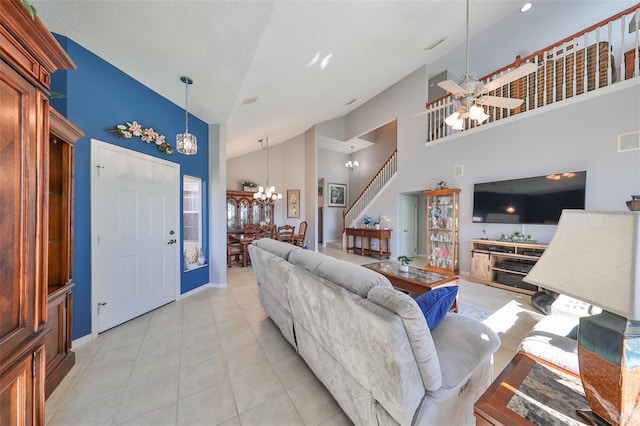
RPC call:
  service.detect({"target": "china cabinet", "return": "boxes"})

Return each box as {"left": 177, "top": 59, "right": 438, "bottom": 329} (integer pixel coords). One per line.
{"left": 425, "top": 188, "right": 460, "bottom": 275}
{"left": 226, "top": 191, "right": 274, "bottom": 233}
{"left": 1, "top": 1, "right": 76, "bottom": 422}
{"left": 44, "top": 108, "right": 83, "bottom": 398}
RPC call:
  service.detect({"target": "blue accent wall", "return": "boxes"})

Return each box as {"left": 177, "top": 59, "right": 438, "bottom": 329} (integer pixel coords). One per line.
{"left": 51, "top": 35, "right": 210, "bottom": 340}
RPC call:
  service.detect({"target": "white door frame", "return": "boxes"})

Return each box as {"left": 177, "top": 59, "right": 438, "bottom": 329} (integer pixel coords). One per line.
{"left": 90, "top": 139, "right": 181, "bottom": 339}
{"left": 400, "top": 195, "right": 418, "bottom": 258}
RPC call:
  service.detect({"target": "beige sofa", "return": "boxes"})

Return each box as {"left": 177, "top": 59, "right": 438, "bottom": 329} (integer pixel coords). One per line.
{"left": 248, "top": 239, "right": 501, "bottom": 425}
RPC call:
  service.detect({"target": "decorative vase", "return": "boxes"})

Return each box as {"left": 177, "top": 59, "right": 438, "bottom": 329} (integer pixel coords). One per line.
{"left": 197, "top": 250, "right": 206, "bottom": 265}
{"left": 399, "top": 264, "right": 409, "bottom": 273}
{"left": 626, "top": 195, "right": 640, "bottom": 211}
{"left": 375, "top": 224, "right": 380, "bottom": 230}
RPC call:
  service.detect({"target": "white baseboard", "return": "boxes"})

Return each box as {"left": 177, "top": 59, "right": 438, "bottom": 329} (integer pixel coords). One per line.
{"left": 72, "top": 333, "right": 93, "bottom": 349}
{"left": 177, "top": 282, "right": 225, "bottom": 300}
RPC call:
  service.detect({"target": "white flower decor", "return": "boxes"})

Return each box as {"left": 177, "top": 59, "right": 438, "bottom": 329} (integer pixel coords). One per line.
{"left": 107, "top": 121, "right": 174, "bottom": 154}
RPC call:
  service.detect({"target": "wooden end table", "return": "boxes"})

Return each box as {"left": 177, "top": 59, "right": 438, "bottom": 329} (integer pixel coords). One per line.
{"left": 474, "top": 352, "right": 590, "bottom": 426}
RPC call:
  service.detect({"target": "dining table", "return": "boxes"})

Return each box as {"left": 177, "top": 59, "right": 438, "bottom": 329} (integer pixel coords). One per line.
{"left": 228, "top": 233, "right": 256, "bottom": 267}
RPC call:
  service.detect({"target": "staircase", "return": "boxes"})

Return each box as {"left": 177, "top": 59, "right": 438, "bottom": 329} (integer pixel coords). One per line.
{"left": 343, "top": 149, "right": 397, "bottom": 231}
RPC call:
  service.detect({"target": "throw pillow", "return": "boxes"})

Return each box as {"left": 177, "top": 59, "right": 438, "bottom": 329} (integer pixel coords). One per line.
{"left": 415, "top": 286, "right": 458, "bottom": 330}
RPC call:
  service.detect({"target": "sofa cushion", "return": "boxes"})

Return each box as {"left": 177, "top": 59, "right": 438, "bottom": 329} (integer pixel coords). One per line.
{"left": 253, "top": 238, "right": 300, "bottom": 260}
{"left": 518, "top": 314, "right": 581, "bottom": 374}
{"left": 315, "top": 258, "right": 392, "bottom": 298}
{"left": 415, "top": 286, "right": 458, "bottom": 330}
{"left": 430, "top": 314, "right": 501, "bottom": 390}
{"left": 368, "top": 286, "right": 442, "bottom": 391}
{"left": 288, "top": 248, "right": 332, "bottom": 272}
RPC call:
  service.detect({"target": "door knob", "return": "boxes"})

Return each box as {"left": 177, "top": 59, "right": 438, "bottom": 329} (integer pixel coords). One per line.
{"left": 167, "top": 239, "right": 177, "bottom": 244}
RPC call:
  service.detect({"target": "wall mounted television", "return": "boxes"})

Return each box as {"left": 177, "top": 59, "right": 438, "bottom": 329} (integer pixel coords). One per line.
{"left": 472, "top": 171, "right": 586, "bottom": 225}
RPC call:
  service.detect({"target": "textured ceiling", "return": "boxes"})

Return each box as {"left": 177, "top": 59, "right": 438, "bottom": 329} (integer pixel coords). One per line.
{"left": 30, "top": 0, "right": 635, "bottom": 158}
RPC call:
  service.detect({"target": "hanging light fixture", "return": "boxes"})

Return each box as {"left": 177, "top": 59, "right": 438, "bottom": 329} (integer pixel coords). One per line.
{"left": 253, "top": 137, "right": 282, "bottom": 204}
{"left": 176, "top": 76, "right": 197, "bottom": 155}
{"left": 345, "top": 145, "right": 359, "bottom": 171}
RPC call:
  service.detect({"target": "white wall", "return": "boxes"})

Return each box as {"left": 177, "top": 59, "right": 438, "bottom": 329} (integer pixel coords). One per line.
{"left": 347, "top": 120, "right": 398, "bottom": 206}
{"left": 317, "top": 148, "right": 350, "bottom": 243}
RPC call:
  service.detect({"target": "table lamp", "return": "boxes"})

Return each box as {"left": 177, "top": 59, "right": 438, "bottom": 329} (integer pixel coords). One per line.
{"left": 524, "top": 210, "right": 640, "bottom": 426}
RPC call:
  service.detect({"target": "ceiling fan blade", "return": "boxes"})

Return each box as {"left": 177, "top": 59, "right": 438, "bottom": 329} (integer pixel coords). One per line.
{"left": 482, "top": 62, "right": 538, "bottom": 92}
{"left": 413, "top": 101, "right": 454, "bottom": 117}
{"left": 481, "top": 95, "right": 524, "bottom": 109}
{"left": 437, "top": 80, "right": 465, "bottom": 95}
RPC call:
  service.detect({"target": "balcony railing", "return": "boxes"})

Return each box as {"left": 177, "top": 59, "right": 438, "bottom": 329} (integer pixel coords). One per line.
{"left": 425, "top": 3, "right": 640, "bottom": 143}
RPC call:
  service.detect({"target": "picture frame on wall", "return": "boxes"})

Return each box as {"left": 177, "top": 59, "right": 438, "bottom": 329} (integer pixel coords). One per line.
{"left": 287, "top": 189, "right": 300, "bottom": 218}
{"left": 328, "top": 183, "right": 347, "bottom": 207}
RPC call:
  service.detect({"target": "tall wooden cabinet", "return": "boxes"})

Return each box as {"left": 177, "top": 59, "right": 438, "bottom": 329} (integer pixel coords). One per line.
{"left": 226, "top": 190, "right": 274, "bottom": 233}
{"left": 425, "top": 188, "right": 460, "bottom": 275}
{"left": 0, "top": 1, "right": 77, "bottom": 423}
{"left": 44, "top": 109, "right": 83, "bottom": 398}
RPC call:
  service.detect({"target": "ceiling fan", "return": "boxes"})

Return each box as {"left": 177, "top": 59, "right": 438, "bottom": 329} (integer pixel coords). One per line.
{"left": 433, "top": 0, "right": 538, "bottom": 129}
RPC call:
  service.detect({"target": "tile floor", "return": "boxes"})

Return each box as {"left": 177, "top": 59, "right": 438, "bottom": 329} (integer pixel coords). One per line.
{"left": 45, "top": 246, "right": 542, "bottom": 425}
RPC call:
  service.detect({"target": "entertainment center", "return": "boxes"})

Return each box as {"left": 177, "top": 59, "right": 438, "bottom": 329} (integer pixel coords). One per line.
{"left": 469, "top": 239, "right": 548, "bottom": 294}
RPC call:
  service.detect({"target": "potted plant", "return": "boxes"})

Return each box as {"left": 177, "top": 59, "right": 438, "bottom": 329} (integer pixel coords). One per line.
{"left": 397, "top": 255, "right": 412, "bottom": 272}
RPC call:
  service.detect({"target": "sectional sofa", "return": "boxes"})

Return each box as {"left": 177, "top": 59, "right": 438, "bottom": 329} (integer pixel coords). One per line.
{"left": 248, "top": 238, "right": 501, "bottom": 425}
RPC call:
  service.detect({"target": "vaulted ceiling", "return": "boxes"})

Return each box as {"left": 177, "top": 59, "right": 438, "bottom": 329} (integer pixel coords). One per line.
{"left": 30, "top": 1, "right": 633, "bottom": 158}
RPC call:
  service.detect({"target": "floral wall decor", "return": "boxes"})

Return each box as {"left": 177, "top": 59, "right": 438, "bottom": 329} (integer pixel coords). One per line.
{"left": 107, "top": 121, "right": 174, "bottom": 154}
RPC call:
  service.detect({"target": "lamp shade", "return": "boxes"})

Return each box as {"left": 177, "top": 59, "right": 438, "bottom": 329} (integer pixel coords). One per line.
{"left": 524, "top": 210, "right": 640, "bottom": 320}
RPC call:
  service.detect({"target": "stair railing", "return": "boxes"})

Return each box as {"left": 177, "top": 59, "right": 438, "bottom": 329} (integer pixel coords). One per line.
{"left": 343, "top": 149, "right": 397, "bottom": 231}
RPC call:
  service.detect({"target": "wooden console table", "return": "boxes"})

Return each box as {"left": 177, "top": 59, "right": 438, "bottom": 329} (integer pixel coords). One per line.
{"left": 474, "top": 352, "right": 589, "bottom": 425}
{"left": 345, "top": 228, "right": 391, "bottom": 259}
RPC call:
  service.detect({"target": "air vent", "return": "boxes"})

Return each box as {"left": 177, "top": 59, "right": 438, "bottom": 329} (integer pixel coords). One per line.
{"left": 241, "top": 96, "right": 258, "bottom": 105}
{"left": 425, "top": 37, "right": 447, "bottom": 51}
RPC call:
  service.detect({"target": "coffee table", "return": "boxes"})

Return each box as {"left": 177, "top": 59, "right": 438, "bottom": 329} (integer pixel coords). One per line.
{"left": 364, "top": 261, "right": 459, "bottom": 311}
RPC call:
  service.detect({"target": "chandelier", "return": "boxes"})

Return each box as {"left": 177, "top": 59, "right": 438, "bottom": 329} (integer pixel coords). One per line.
{"left": 176, "top": 76, "right": 197, "bottom": 155}
{"left": 253, "top": 137, "right": 282, "bottom": 204}
{"left": 345, "top": 145, "right": 359, "bottom": 170}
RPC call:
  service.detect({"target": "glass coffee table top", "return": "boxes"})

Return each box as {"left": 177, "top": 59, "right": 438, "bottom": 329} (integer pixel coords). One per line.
{"left": 364, "top": 261, "right": 451, "bottom": 284}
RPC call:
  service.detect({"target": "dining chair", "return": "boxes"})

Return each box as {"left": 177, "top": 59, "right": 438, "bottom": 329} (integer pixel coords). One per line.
{"left": 292, "top": 221, "right": 307, "bottom": 247}
{"left": 276, "top": 225, "right": 295, "bottom": 244}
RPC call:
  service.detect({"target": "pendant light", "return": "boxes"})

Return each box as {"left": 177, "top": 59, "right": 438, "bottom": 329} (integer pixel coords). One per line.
{"left": 176, "top": 76, "right": 197, "bottom": 155}
{"left": 253, "top": 137, "right": 282, "bottom": 204}
{"left": 345, "top": 145, "right": 359, "bottom": 171}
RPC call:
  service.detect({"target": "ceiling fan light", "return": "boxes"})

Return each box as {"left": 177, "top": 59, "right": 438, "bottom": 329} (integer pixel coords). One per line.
{"left": 469, "top": 104, "right": 484, "bottom": 120}
{"left": 445, "top": 111, "right": 460, "bottom": 127}
{"left": 477, "top": 111, "right": 490, "bottom": 123}
{"left": 452, "top": 119, "right": 464, "bottom": 130}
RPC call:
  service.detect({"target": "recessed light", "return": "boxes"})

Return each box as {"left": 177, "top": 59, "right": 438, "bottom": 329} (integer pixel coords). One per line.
{"left": 520, "top": 3, "right": 532, "bottom": 13}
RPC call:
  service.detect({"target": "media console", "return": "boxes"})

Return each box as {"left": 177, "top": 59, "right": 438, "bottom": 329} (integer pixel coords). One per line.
{"left": 469, "top": 239, "right": 548, "bottom": 295}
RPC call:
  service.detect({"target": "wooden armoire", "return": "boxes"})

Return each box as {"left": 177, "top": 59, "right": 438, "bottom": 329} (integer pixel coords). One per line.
{"left": 1, "top": 1, "right": 79, "bottom": 424}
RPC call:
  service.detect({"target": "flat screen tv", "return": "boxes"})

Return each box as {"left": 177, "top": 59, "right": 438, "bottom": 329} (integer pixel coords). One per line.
{"left": 472, "top": 171, "right": 586, "bottom": 225}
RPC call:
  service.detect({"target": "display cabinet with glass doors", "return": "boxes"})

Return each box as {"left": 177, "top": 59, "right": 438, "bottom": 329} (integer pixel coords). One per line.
{"left": 226, "top": 191, "right": 274, "bottom": 233}
{"left": 425, "top": 188, "right": 460, "bottom": 275}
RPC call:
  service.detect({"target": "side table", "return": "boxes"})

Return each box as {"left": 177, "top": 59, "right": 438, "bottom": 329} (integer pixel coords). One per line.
{"left": 474, "top": 352, "right": 590, "bottom": 425}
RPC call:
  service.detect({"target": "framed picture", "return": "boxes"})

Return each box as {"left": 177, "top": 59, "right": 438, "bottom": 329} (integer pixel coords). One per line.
{"left": 287, "top": 189, "right": 300, "bottom": 218}
{"left": 328, "top": 183, "right": 347, "bottom": 207}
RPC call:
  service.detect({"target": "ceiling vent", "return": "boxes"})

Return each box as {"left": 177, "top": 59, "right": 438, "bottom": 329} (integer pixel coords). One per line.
{"left": 241, "top": 96, "right": 258, "bottom": 105}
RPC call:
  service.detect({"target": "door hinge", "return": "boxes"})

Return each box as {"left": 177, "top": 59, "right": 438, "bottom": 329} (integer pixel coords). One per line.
{"left": 98, "top": 302, "right": 107, "bottom": 314}
{"left": 96, "top": 164, "right": 104, "bottom": 177}
{"left": 32, "top": 351, "right": 36, "bottom": 378}
{"left": 98, "top": 234, "right": 101, "bottom": 246}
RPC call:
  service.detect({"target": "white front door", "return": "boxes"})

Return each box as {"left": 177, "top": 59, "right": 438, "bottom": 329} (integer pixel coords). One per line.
{"left": 91, "top": 140, "right": 180, "bottom": 334}
{"left": 400, "top": 195, "right": 418, "bottom": 258}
